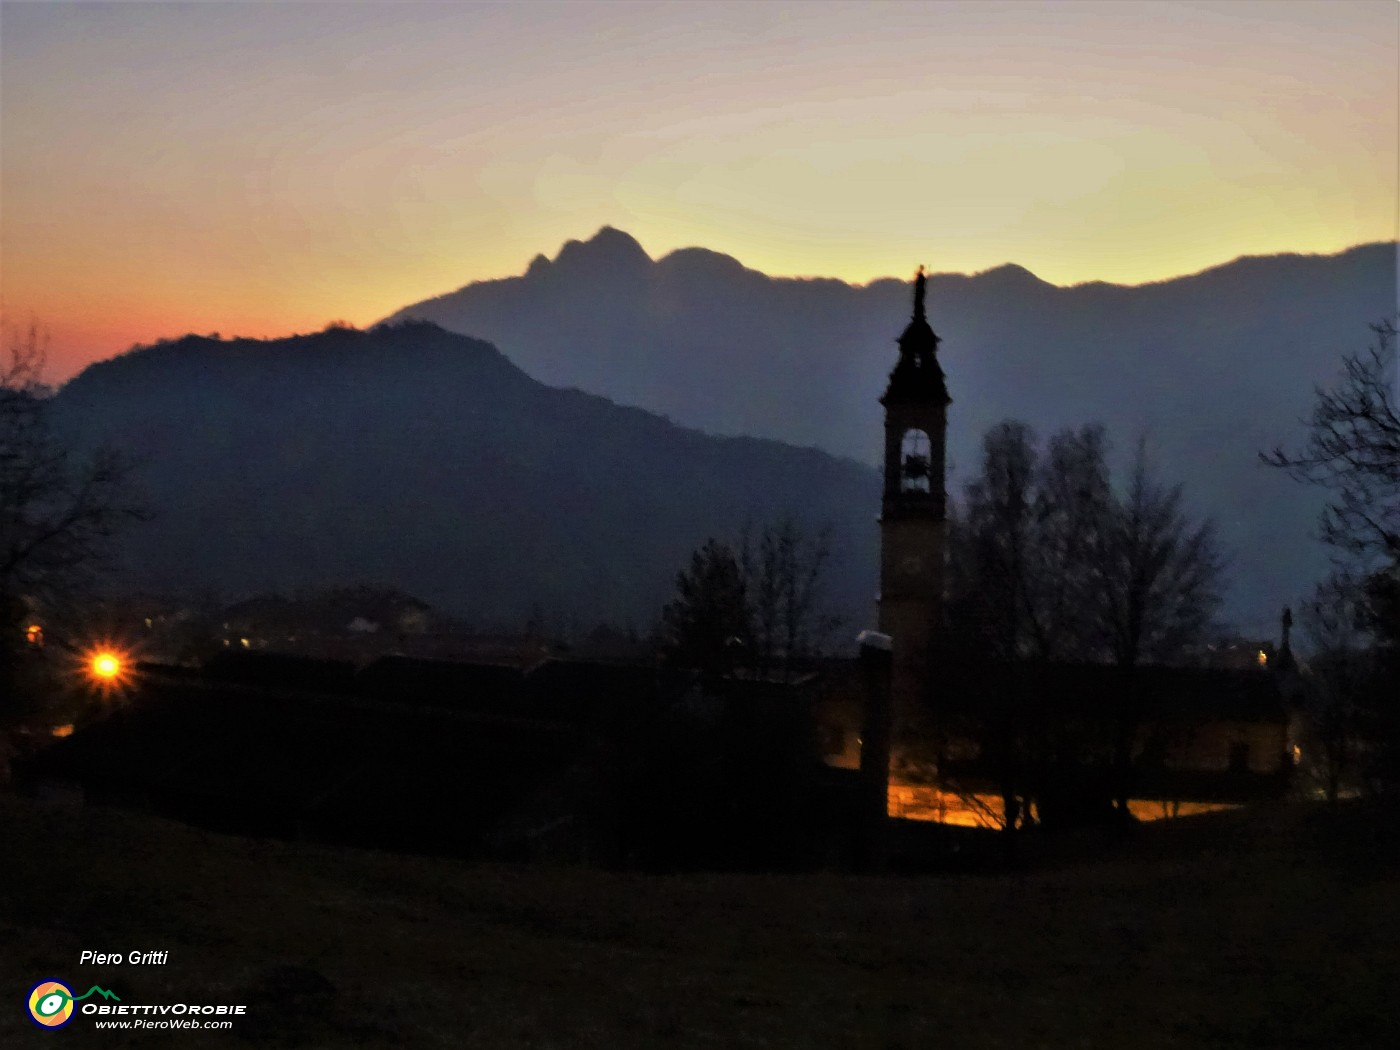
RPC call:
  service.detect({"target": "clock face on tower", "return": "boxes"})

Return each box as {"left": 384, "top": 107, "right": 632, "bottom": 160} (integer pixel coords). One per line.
{"left": 898, "top": 552, "right": 926, "bottom": 578}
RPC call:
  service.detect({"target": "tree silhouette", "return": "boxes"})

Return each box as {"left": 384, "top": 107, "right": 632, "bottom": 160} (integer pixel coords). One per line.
{"left": 1, "top": 323, "right": 144, "bottom": 715}
{"left": 662, "top": 520, "right": 842, "bottom": 679}
{"left": 740, "top": 516, "right": 841, "bottom": 681}
{"left": 948, "top": 422, "right": 1225, "bottom": 827}
{"left": 1100, "top": 438, "right": 1225, "bottom": 815}
{"left": 1264, "top": 320, "right": 1400, "bottom": 793}
{"left": 1262, "top": 319, "right": 1399, "bottom": 562}
{"left": 659, "top": 538, "right": 751, "bottom": 676}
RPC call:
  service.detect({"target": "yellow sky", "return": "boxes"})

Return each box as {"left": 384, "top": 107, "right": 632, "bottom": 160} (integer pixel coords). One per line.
{"left": 2, "top": 0, "right": 1396, "bottom": 381}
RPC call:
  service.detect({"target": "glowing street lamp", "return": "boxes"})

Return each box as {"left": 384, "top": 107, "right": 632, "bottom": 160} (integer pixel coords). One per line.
{"left": 91, "top": 651, "right": 123, "bottom": 680}
{"left": 82, "top": 646, "right": 133, "bottom": 692}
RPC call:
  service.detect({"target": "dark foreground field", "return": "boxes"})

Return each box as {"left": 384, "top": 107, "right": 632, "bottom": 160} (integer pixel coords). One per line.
{"left": 2, "top": 795, "right": 1396, "bottom": 1049}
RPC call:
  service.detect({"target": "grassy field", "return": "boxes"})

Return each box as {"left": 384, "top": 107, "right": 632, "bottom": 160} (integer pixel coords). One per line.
{"left": 1, "top": 794, "right": 1396, "bottom": 1049}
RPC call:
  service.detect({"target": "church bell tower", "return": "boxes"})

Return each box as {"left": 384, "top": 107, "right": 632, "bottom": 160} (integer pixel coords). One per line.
{"left": 878, "top": 267, "right": 950, "bottom": 731}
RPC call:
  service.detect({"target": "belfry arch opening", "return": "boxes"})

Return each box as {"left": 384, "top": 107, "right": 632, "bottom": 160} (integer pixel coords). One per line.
{"left": 900, "top": 429, "right": 932, "bottom": 493}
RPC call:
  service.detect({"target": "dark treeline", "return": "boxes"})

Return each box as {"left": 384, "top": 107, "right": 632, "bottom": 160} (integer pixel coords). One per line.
{"left": 941, "top": 420, "right": 1226, "bottom": 830}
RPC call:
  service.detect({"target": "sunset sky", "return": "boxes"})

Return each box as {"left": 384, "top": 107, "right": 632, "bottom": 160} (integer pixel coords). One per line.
{"left": 2, "top": 0, "right": 1396, "bottom": 382}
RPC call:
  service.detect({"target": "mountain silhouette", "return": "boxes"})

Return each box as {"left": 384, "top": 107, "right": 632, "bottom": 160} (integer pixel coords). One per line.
{"left": 51, "top": 322, "right": 879, "bottom": 630}
{"left": 382, "top": 230, "right": 1399, "bottom": 632}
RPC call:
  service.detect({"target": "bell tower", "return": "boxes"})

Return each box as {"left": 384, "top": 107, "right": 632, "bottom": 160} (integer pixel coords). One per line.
{"left": 878, "top": 267, "right": 950, "bottom": 732}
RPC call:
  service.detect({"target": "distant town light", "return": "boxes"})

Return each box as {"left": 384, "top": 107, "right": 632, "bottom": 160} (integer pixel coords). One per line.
{"left": 26, "top": 624, "right": 43, "bottom": 646}
{"left": 51, "top": 724, "right": 74, "bottom": 738}
{"left": 1257, "top": 649, "right": 1268, "bottom": 667}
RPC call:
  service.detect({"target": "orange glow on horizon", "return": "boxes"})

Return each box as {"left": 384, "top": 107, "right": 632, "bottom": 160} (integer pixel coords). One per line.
{"left": 4, "top": 0, "right": 1393, "bottom": 384}
{"left": 13, "top": 232, "right": 1392, "bottom": 388}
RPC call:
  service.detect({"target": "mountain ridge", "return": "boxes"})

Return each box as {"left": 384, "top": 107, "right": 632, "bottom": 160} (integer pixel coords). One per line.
{"left": 396, "top": 228, "right": 1392, "bottom": 305}
{"left": 380, "top": 230, "right": 1398, "bottom": 633}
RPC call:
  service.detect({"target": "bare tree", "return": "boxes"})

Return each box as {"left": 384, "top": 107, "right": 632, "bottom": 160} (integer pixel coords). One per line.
{"left": 1264, "top": 319, "right": 1400, "bottom": 794}
{"left": 956, "top": 421, "right": 1039, "bottom": 662}
{"left": 953, "top": 422, "right": 1115, "bottom": 664}
{"left": 1028, "top": 424, "right": 1114, "bottom": 661}
{"left": 662, "top": 518, "right": 842, "bottom": 680}
{"left": 740, "top": 516, "right": 841, "bottom": 681}
{"left": 1098, "top": 438, "right": 1225, "bottom": 817}
{"left": 1, "top": 323, "right": 144, "bottom": 710}
{"left": 1099, "top": 438, "right": 1225, "bottom": 670}
{"left": 1297, "top": 573, "right": 1371, "bottom": 804}
{"left": 950, "top": 423, "right": 1119, "bottom": 831}
{"left": 1262, "top": 319, "right": 1399, "bottom": 562}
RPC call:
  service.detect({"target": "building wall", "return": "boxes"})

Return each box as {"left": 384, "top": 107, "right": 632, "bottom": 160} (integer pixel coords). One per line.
{"left": 1158, "top": 720, "right": 1289, "bottom": 775}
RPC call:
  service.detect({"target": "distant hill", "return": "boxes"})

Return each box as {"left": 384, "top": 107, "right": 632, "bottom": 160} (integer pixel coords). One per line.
{"left": 383, "top": 230, "right": 1399, "bottom": 632}
{"left": 52, "top": 322, "right": 879, "bottom": 630}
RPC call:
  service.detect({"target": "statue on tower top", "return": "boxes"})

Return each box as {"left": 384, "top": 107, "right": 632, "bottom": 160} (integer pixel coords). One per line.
{"left": 883, "top": 263, "right": 947, "bottom": 406}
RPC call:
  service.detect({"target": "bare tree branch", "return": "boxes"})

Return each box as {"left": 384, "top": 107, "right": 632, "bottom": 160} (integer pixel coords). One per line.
{"left": 1262, "top": 319, "right": 1400, "bottom": 562}
{"left": 1, "top": 322, "right": 146, "bottom": 664}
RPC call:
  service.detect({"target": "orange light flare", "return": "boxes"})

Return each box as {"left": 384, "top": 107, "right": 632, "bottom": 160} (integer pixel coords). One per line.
{"left": 78, "top": 644, "right": 137, "bottom": 694}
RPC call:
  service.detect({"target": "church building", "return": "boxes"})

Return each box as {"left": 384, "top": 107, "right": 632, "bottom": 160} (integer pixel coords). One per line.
{"left": 818, "top": 267, "right": 1295, "bottom": 829}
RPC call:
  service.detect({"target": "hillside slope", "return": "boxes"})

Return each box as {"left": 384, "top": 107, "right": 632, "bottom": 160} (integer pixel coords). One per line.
{"left": 53, "top": 321, "right": 879, "bottom": 628}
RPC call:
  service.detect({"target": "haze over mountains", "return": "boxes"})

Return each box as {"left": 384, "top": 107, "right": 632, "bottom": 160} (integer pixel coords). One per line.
{"left": 52, "top": 323, "right": 878, "bottom": 630}
{"left": 384, "top": 229, "right": 1399, "bottom": 634}
{"left": 50, "top": 231, "right": 1396, "bottom": 637}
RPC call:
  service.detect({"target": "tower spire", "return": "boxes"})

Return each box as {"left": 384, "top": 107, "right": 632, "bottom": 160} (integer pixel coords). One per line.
{"left": 883, "top": 267, "right": 946, "bottom": 406}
